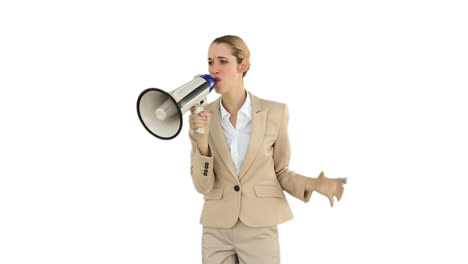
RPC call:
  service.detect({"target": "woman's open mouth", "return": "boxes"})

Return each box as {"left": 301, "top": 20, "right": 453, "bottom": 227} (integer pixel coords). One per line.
{"left": 214, "top": 77, "right": 221, "bottom": 84}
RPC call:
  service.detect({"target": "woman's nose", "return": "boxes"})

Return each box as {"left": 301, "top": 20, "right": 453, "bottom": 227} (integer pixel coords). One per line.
{"left": 210, "top": 64, "right": 220, "bottom": 75}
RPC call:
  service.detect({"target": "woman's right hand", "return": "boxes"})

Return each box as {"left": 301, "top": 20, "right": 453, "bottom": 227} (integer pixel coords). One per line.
{"left": 189, "top": 106, "right": 211, "bottom": 140}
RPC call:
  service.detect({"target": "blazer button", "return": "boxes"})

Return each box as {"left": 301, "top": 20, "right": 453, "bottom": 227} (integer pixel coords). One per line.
{"left": 205, "top": 162, "right": 209, "bottom": 166}
{"left": 204, "top": 164, "right": 209, "bottom": 169}
{"left": 234, "top": 185, "right": 240, "bottom": 192}
{"left": 203, "top": 172, "right": 208, "bottom": 176}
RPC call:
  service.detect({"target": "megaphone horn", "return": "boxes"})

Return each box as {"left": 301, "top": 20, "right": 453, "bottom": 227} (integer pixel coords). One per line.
{"left": 137, "top": 74, "right": 215, "bottom": 140}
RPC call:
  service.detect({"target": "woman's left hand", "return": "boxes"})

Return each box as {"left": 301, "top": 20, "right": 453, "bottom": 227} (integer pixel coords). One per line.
{"left": 306, "top": 172, "right": 347, "bottom": 207}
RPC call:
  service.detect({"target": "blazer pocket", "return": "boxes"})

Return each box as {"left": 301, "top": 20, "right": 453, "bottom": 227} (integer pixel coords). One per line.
{"left": 204, "top": 188, "right": 224, "bottom": 200}
{"left": 254, "top": 185, "right": 283, "bottom": 198}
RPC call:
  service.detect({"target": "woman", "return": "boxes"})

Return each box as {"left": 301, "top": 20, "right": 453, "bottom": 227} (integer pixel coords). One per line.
{"left": 189, "top": 35, "right": 346, "bottom": 264}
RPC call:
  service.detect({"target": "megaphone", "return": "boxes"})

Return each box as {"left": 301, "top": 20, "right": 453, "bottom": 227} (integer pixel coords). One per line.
{"left": 137, "top": 74, "right": 215, "bottom": 140}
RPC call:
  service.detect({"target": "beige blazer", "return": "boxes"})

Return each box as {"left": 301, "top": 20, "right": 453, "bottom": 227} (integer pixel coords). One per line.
{"left": 189, "top": 91, "right": 313, "bottom": 228}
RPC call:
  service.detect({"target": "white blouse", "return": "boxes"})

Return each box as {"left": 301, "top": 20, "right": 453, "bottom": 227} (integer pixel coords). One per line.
{"left": 219, "top": 91, "right": 252, "bottom": 176}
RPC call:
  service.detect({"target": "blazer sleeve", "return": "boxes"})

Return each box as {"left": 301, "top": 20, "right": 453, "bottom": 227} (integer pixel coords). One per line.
{"left": 189, "top": 128, "right": 215, "bottom": 195}
{"left": 273, "top": 104, "right": 313, "bottom": 203}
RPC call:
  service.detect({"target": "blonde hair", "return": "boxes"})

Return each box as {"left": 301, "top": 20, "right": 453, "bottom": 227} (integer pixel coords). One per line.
{"left": 211, "top": 35, "right": 250, "bottom": 78}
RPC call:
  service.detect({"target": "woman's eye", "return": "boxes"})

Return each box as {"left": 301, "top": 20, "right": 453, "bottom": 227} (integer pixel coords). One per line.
{"left": 208, "top": 60, "right": 227, "bottom": 65}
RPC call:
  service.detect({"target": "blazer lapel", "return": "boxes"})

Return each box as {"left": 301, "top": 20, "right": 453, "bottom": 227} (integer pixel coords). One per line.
{"left": 207, "top": 92, "right": 267, "bottom": 181}
{"left": 207, "top": 97, "right": 238, "bottom": 179}
{"left": 238, "top": 92, "right": 266, "bottom": 180}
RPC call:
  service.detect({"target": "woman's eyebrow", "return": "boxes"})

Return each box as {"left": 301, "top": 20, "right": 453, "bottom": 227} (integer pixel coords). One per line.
{"left": 208, "top": 56, "right": 229, "bottom": 60}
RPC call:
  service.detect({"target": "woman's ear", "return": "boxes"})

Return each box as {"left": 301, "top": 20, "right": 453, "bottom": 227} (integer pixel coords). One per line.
{"left": 239, "top": 59, "right": 250, "bottom": 73}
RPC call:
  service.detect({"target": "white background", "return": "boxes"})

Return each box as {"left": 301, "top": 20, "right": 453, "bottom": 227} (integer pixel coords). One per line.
{"left": 1, "top": 0, "right": 467, "bottom": 263}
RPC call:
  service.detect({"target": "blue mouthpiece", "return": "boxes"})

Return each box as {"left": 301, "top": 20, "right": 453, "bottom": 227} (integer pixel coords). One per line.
{"left": 200, "top": 74, "right": 215, "bottom": 92}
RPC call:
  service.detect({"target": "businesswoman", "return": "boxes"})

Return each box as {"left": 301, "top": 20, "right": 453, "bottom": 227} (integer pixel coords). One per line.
{"left": 188, "top": 35, "right": 346, "bottom": 264}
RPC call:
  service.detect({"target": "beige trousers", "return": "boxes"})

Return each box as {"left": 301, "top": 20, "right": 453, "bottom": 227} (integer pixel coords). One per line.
{"left": 202, "top": 218, "right": 281, "bottom": 264}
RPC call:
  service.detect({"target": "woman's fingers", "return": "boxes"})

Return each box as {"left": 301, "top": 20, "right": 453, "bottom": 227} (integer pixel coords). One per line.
{"left": 316, "top": 176, "right": 347, "bottom": 207}
{"left": 190, "top": 118, "right": 206, "bottom": 128}
{"left": 189, "top": 111, "right": 208, "bottom": 130}
{"left": 337, "top": 186, "right": 344, "bottom": 201}
{"left": 191, "top": 116, "right": 206, "bottom": 124}
{"left": 191, "top": 121, "right": 206, "bottom": 128}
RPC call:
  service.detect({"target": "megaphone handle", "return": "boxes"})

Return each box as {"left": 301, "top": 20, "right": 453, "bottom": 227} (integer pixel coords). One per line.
{"left": 194, "top": 105, "right": 205, "bottom": 134}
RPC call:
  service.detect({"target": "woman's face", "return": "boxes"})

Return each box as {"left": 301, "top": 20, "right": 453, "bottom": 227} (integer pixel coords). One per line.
{"left": 208, "top": 43, "right": 244, "bottom": 94}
